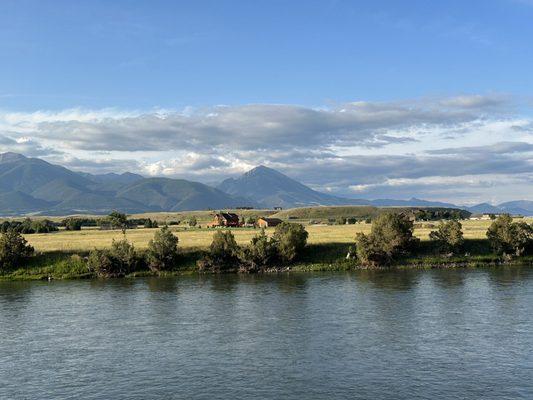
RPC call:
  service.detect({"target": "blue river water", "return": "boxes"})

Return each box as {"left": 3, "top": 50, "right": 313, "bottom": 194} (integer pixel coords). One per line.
{"left": 1, "top": 268, "right": 532, "bottom": 399}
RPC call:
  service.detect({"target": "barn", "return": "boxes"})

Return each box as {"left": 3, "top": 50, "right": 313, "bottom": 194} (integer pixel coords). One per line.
{"left": 257, "top": 217, "right": 283, "bottom": 228}
{"left": 209, "top": 212, "right": 241, "bottom": 227}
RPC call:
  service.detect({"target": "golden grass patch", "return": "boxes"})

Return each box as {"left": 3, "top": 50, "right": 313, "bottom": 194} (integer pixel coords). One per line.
{"left": 24, "top": 218, "right": 518, "bottom": 254}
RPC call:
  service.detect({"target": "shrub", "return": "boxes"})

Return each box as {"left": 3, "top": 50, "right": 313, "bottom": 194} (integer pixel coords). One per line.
{"left": 354, "top": 213, "right": 418, "bottom": 266}
{"left": 354, "top": 232, "right": 386, "bottom": 267}
{"left": 188, "top": 217, "right": 198, "bottom": 227}
{"left": 63, "top": 217, "right": 83, "bottom": 231}
{"left": 429, "top": 220, "right": 464, "bottom": 254}
{"left": 146, "top": 226, "right": 179, "bottom": 271}
{"left": 370, "top": 213, "right": 419, "bottom": 257}
{"left": 336, "top": 217, "right": 347, "bottom": 225}
{"left": 87, "top": 238, "right": 139, "bottom": 277}
{"left": 110, "top": 238, "right": 139, "bottom": 272}
{"left": 87, "top": 250, "right": 117, "bottom": 277}
{"left": 240, "top": 229, "right": 278, "bottom": 271}
{"left": 101, "top": 211, "right": 129, "bottom": 233}
{"left": 198, "top": 230, "right": 240, "bottom": 272}
{"left": 0, "top": 230, "right": 34, "bottom": 271}
{"left": 272, "top": 222, "right": 308, "bottom": 263}
{"left": 31, "top": 219, "right": 58, "bottom": 233}
{"left": 144, "top": 218, "right": 159, "bottom": 229}
{"left": 487, "top": 215, "right": 533, "bottom": 256}
{"left": 17, "top": 218, "right": 35, "bottom": 234}
{"left": 0, "top": 218, "right": 58, "bottom": 234}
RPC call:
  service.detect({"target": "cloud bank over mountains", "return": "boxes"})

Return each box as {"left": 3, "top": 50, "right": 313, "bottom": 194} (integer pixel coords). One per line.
{"left": 0, "top": 94, "right": 531, "bottom": 204}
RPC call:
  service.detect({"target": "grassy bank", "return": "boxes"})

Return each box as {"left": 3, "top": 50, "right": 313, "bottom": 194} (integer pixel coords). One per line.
{"left": 2, "top": 238, "right": 532, "bottom": 281}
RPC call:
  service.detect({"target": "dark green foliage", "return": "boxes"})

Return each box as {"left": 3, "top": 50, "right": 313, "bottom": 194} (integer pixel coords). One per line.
{"left": 104, "top": 211, "right": 129, "bottom": 233}
{"left": 0, "top": 218, "right": 58, "bottom": 234}
{"left": 354, "top": 213, "right": 419, "bottom": 266}
{"left": 87, "top": 238, "right": 139, "bottom": 277}
{"left": 200, "top": 224, "right": 308, "bottom": 272}
{"left": 414, "top": 208, "right": 470, "bottom": 221}
{"left": 87, "top": 250, "right": 116, "bottom": 277}
{"left": 354, "top": 232, "right": 387, "bottom": 267}
{"left": 31, "top": 219, "right": 59, "bottom": 233}
{"left": 63, "top": 217, "right": 83, "bottom": 231}
{"left": 110, "top": 238, "right": 139, "bottom": 272}
{"left": 369, "top": 213, "right": 419, "bottom": 256}
{"left": 246, "top": 216, "right": 257, "bottom": 225}
{"left": 62, "top": 217, "right": 97, "bottom": 229}
{"left": 346, "top": 217, "right": 358, "bottom": 224}
{"left": 143, "top": 218, "right": 159, "bottom": 228}
{"left": 188, "top": 217, "right": 197, "bottom": 227}
{"left": 272, "top": 222, "right": 308, "bottom": 263}
{"left": 146, "top": 226, "right": 179, "bottom": 271}
{"left": 487, "top": 215, "right": 533, "bottom": 256}
{"left": 429, "top": 220, "right": 464, "bottom": 254}
{"left": 0, "top": 230, "right": 34, "bottom": 271}
{"left": 128, "top": 218, "right": 159, "bottom": 228}
{"left": 198, "top": 230, "right": 241, "bottom": 272}
{"left": 240, "top": 229, "right": 279, "bottom": 271}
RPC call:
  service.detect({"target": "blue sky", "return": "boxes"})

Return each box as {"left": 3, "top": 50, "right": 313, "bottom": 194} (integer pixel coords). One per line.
{"left": 0, "top": 0, "right": 532, "bottom": 204}
{"left": 3, "top": 0, "right": 533, "bottom": 109}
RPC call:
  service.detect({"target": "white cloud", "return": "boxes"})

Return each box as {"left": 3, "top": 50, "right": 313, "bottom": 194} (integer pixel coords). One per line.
{"left": 0, "top": 94, "right": 531, "bottom": 203}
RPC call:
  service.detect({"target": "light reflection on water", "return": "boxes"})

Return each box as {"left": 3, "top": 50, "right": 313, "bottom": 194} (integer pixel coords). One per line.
{"left": 1, "top": 267, "right": 532, "bottom": 399}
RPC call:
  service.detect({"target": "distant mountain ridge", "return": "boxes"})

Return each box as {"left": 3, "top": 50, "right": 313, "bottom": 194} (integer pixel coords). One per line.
{"left": 0, "top": 153, "right": 530, "bottom": 216}
{"left": 217, "top": 165, "right": 533, "bottom": 215}
{"left": 218, "top": 165, "right": 368, "bottom": 209}
{"left": 0, "top": 153, "right": 246, "bottom": 215}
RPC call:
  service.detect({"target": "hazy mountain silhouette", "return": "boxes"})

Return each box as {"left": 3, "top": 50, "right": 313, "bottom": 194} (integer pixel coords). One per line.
{"left": 0, "top": 153, "right": 530, "bottom": 215}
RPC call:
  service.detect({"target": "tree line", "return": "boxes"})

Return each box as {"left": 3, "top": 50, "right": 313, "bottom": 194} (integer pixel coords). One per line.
{"left": 0, "top": 221, "right": 309, "bottom": 276}
{"left": 352, "top": 213, "right": 533, "bottom": 267}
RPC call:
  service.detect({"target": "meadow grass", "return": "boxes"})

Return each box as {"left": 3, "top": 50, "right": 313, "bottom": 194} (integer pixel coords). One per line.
{"left": 1, "top": 218, "right": 530, "bottom": 280}
{"left": 23, "top": 219, "right": 505, "bottom": 253}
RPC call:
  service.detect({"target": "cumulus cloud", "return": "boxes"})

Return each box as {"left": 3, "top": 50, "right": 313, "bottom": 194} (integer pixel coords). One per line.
{"left": 438, "top": 94, "right": 508, "bottom": 109}
{"left": 0, "top": 94, "right": 531, "bottom": 203}
{"left": 0, "top": 97, "right": 506, "bottom": 153}
{"left": 427, "top": 141, "right": 533, "bottom": 155}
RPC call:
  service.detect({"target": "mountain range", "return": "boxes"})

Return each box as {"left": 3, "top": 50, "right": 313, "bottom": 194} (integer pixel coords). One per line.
{"left": 0, "top": 152, "right": 531, "bottom": 216}
{"left": 0, "top": 153, "right": 244, "bottom": 215}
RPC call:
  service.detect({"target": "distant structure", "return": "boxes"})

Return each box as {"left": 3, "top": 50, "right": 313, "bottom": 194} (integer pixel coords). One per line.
{"left": 236, "top": 206, "right": 254, "bottom": 210}
{"left": 257, "top": 217, "right": 283, "bottom": 228}
{"left": 209, "top": 212, "right": 241, "bottom": 227}
{"left": 273, "top": 206, "right": 283, "bottom": 211}
{"left": 469, "top": 213, "right": 500, "bottom": 221}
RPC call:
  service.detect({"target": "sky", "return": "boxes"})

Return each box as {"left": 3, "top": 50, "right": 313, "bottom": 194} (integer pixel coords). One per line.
{"left": 0, "top": 0, "right": 532, "bottom": 205}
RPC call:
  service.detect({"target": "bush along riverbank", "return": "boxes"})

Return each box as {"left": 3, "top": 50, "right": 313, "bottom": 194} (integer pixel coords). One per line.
{"left": 1, "top": 215, "right": 533, "bottom": 280}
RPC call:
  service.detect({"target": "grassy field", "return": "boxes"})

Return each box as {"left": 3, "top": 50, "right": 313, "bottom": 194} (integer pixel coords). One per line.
{"left": 0, "top": 217, "right": 529, "bottom": 280}
{"left": 23, "top": 218, "right": 516, "bottom": 253}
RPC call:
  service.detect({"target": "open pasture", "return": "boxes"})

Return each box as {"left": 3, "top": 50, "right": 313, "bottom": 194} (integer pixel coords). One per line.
{"left": 23, "top": 218, "right": 510, "bottom": 254}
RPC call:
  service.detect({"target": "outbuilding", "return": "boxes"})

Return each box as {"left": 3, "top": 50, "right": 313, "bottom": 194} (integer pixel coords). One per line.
{"left": 257, "top": 217, "right": 283, "bottom": 228}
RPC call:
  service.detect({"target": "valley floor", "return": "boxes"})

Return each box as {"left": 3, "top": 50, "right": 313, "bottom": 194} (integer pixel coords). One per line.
{"left": 1, "top": 219, "right": 532, "bottom": 280}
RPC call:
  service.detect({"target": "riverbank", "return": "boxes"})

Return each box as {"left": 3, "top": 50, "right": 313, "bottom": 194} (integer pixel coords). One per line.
{"left": 2, "top": 240, "right": 532, "bottom": 281}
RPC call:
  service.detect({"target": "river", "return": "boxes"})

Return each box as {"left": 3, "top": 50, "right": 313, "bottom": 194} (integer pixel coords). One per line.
{"left": 1, "top": 268, "right": 532, "bottom": 399}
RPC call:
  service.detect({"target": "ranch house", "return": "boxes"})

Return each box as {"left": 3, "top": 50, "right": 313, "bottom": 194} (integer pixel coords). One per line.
{"left": 209, "top": 212, "right": 241, "bottom": 227}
